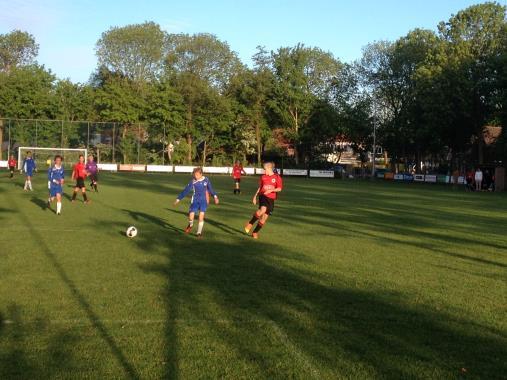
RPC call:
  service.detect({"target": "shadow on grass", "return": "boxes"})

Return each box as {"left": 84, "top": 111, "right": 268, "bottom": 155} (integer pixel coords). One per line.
{"left": 0, "top": 304, "right": 85, "bottom": 379}
{"left": 125, "top": 223, "right": 507, "bottom": 379}
{"left": 4, "top": 195, "right": 141, "bottom": 380}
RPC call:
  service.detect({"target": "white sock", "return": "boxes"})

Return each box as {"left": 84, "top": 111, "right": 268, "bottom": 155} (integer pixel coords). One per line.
{"left": 188, "top": 220, "right": 194, "bottom": 227}
{"left": 28, "top": 180, "right": 32, "bottom": 190}
{"left": 56, "top": 202, "right": 62, "bottom": 214}
{"left": 24, "top": 180, "right": 28, "bottom": 190}
{"left": 197, "top": 221, "right": 204, "bottom": 234}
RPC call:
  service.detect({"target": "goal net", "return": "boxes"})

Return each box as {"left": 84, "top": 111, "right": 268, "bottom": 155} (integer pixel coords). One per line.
{"left": 17, "top": 147, "right": 88, "bottom": 170}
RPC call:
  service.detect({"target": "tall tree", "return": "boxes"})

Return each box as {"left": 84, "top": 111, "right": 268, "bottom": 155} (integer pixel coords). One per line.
{"left": 0, "top": 30, "right": 39, "bottom": 73}
{"left": 268, "top": 44, "right": 341, "bottom": 164}
{"left": 96, "top": 22, "right": 166, "bottom": 83}
{"left": 164, "top": 33, "right": 242, "bottom": 163}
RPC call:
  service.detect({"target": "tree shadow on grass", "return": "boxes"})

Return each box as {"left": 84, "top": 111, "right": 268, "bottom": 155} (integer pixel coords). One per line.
{"left": 6, "top": 195, "right": 141, "bottom": 380}
{"left": 0, "top": 303, "right": 90, "bottom": 379}
{"left": 127, "top": 224, "right": 507, "bottom": 379}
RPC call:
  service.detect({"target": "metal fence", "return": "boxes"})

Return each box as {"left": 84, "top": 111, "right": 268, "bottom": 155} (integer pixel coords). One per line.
{"left": 0, "top": 118, "right": 173, "bottom": 164}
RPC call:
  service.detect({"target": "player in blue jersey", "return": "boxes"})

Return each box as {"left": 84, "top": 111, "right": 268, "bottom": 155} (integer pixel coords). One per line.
{"left": 173, "top": 167, "right": 219, "bottom": 237}
{"left": 22, "top": 151, "right": 37, "bottom": 191}
{"left": 47, "top": 155, "right": 65, "bottom": 215}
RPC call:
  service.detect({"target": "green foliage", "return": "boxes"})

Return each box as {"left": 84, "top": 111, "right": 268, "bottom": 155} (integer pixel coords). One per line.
{"left": 0, "top": 30, "right": 38, "bottom": 73}
{"left": 2, "top": 7, "right": 507, "bottom": 167}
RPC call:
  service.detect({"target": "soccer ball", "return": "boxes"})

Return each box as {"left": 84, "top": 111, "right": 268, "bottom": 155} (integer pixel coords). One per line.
{"left": 126, "top": 226, "right": 137, "bottom": 238}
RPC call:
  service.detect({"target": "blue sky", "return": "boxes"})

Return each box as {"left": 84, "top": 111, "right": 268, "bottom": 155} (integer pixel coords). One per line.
{"left": 0, "top": 0, "right": 503, "bottom": 83}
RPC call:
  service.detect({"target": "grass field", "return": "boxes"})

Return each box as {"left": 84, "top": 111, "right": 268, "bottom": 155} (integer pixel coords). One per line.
{"left": 0, "top": 171, "right": 506, "bottom": 379}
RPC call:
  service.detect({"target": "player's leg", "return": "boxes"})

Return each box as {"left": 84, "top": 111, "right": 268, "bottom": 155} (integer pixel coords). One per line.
{"left": 245, "top": 206, "right": 266, "bottom": 234}
{"left": 81, "top": 186, "right": 89, "bottom": 203}
{"left": 185, "top": 211, "right": 196, "bottom": 233}
{"left": 252, "top": 214, "right": 269, "bottom": 239}
{"left": 196, "top": 211, "right": 205, "bottom": 237}
{"left": 28, "top": 174, "right": 33, "bottom": 190}
{"left": 56, "top": 193, "right": 62, "bottom": 215}
{"left": 71, "top": 186, "right": 79, "bottom": 201}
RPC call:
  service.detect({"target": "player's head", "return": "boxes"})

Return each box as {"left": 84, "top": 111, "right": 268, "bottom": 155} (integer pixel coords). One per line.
{"left": 10, "top": 154, "right": 14, "bottom": 159}
{"left": 78, "top": 154, "right": 85, "bottom": 163}
{"left": 87, "top": 154, "right": 94, "bottom": 162}
{"left": 193, "top": 167, "right": 203, "bottom": 180}
{"left": 54, "top": 155, "right": 63, "bottom": 165}
{"left": 26, "top": 151, "right": 32, "bottom": 157}
{"left": 235, "top": 160, "right": 241, "bottom": 166}
{"left": 263, "top": 161, "right": 274, "bottom": 173}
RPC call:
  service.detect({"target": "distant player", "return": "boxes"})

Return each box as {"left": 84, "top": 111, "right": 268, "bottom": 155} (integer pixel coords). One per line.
{"left": 174, "top": 167, "right": 219, "bottom": 237}
{"left": 47, "top": 155, "right": 64, "bottom": 215}
{"left": 86, "top": 154, "right": 99, "bottom": 192}
{"left": 232, "top": 160, "right": 247, "bottom": 194}
{"left": 22, "top": 151, "right": 36, "bottom": 191}
{"left": 8, "top": 155, "right": 17, "bottom": 179}
{"left": 71, "top": 155, "right": 90, "bottom": 204}
{"left": 245, "top": 161, "right": 283, "bottom": 239}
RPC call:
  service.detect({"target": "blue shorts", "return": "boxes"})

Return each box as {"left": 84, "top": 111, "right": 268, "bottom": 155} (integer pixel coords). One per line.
{"left": 50, "top": 185, "right": 63, "bottom": 197}
{"left": 25, "top": 170, "right": 34, "bottom": 177}
{"left": 189, "top": 198, "right": 208, "bottom": 213}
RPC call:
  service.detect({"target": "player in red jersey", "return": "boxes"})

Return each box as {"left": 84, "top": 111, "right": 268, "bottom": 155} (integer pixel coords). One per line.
{"left": 244, "top": 161, "right": 283, "bottom": 239}
{"left": 8, "top": 155, "right": 17, "bottom": 179}
{"left": 71, "top": 155, "right": 90, "bottom": 204}
{"left": 232, "top": 160, "right": 247, "bottom": 194}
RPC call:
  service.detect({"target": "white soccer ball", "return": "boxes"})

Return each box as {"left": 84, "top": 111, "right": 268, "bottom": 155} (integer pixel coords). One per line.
{"left": 126, "top": 226, "right": 137, "bottom": 238}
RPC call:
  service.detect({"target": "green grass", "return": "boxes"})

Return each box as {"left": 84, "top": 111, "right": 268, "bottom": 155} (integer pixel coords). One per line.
{"left": 0, "top": 171, "right": 506, "bottom": 379}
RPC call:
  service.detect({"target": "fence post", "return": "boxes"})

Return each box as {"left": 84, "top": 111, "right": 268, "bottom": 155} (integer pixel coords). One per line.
{"left": 137, "top": 123, "right": 141, "bottom": 164}
{"left": 112, "top": 123, "right": 116, "bottom": 163}
{"left": 35, "top": 119, "right": 38, "bottom": 147}
{"left": 7, "top": 119, "right": 11, "bottom": 159}
{"left": 162, "top": 124, "right": 166, "bottom": 165}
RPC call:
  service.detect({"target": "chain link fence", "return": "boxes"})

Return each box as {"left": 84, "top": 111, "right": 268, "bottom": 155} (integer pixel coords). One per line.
{"left": 0, "top": 118, "right": 173, "bottom": 164}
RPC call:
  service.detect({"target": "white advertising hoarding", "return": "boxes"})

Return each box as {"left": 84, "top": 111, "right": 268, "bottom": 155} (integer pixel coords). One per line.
{"left": 309, "top": 170, "right": 334, "bottom": 178}
{"left": 97, "top": 163, "right": 117, "bottom": 171}
{"left": 146, "top": 165, "right": 173, "bottom": 173}
{"left": 283, "top": 169, "right": 307, "bottom": 176}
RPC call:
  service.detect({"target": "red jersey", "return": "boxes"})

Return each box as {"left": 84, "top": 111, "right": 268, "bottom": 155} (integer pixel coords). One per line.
{"left": 232, "top": 165, "right": 244, "bottom": 179}
{"left": 8, "top": 158, "right": 17, "bottom": 167}
{"left": 73, "top": 162, "right": 87, "bottom": 179}
{"left": 259, "top": 173, "right": 283, "bottom": 200}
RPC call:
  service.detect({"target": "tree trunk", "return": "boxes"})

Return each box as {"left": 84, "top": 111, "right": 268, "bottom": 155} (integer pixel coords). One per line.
{"left": 186, "top": 134, "right": 192, "bottom": 164}
{"left": 202, "top": 140, "right": 207, "bottom": 167}
{"left": 186, "top": 107, "right": 193, "bottom": 164}
{"left": 255, "top": 121, "right": 261, "bottom": 165}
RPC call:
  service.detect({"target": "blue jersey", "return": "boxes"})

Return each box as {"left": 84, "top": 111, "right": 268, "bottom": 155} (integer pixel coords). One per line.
{"left": 48, "top": 165, "right": 65, "bottom": 184}
{"left": 23, "top": 157, "right": 36, "bottom": 175}
{"left": 177, "top": 176, "right": 217, "bottom": 202}
{"left": 48, "top": 165, "right": 64, "bottom": 197}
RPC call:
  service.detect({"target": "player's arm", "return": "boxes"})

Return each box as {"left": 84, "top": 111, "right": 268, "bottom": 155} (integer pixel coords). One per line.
{"left": 71, "top": 166, "right": 76, "bottom": 181}
{"left": 252, "top": 185, "right": 261, "bottom": 205}
{"left": 174, "top": 181, "right": 192, "bottom": 205}
{"left": 206, "top": 180, "right": 219, "bottom": 204}
{"left": 242, "top": 167, "right": 247, "bottom": 175}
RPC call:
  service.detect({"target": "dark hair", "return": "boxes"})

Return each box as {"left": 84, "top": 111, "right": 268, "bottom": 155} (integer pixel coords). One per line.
{"left": 54, "top": 155, "right": 63, "bottom": 161}
{"left": 79, "top": 154, "right": 84, "bottom": 158}
{"left": 26, "top": 151, "right": 31, "bottom": 155}
{"left": 193, "top": 167, "right": 203, "bottom": 175}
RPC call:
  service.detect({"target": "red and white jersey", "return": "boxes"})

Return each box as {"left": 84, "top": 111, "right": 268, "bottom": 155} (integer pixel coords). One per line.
{"left": 73, "top": 162, "right": 87, "bottom": 179}
{"left": 8, "top": 158, "right": 17, "bottom": 167}
{"left": 232, "top": 165, "right": 244, "bottom": 179}
{"left": 259, "top": 173, "right": 283, "bottom": 200}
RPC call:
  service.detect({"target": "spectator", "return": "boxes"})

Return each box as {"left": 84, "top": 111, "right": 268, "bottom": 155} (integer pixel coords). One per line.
{"left": 475, "top": 167, "right": 483, "bottom": 191}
